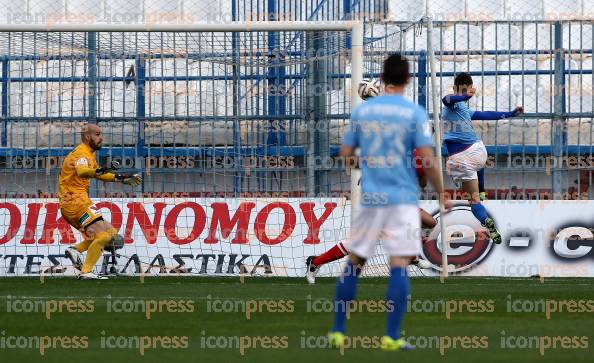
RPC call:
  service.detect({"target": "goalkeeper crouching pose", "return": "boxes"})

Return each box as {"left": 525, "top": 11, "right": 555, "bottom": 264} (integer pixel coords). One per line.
{"left": 61, "top": 124, "right": 141, "bottom": 280}
{"left": 328, "top": 54, "right": 451, "bottom": 351}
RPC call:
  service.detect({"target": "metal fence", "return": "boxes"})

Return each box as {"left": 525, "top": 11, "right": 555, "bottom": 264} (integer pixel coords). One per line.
{"left": 365, "top": 19, "right": 594, "bottom": 199}
{"left": 0, "top": 1, "right": 593, "bottom": 200}
{"left": 0, "top": 27, "right": 358, "bottom": 200}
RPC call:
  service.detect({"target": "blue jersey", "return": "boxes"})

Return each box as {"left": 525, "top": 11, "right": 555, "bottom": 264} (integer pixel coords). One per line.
{"left": 442, "top": 96, "right": 479, "bottom": 144}
{"left": 442, "top": 94, "right": 516, "bottom": 151}
{"left": 343, "top": 94, "right": 433, "bottom": 206}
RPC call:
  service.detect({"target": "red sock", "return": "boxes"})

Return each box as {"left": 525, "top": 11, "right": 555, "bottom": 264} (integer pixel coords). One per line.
{"left": 312, "top": 242, "right": 349, "bottom": 267}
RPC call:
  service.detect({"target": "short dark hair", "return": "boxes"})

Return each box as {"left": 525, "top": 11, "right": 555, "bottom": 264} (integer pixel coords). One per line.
{"left": 454, "top": 72, "right": 473, "bottom": 87}
{"left": 381, "top": 53, "right": 410, "bottom": 86}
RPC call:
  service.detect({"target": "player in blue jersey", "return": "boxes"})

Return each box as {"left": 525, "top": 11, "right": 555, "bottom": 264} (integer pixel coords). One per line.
{"left": 442, "top": 72, "right": 523, "bottom": 243}
{"left": 328, "top": 54, "right": 451, "bottom": 351}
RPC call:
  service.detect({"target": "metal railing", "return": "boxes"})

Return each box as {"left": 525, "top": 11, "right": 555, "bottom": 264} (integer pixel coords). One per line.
{"left": 0, "top": 1, "right": 592, "bottom": 199}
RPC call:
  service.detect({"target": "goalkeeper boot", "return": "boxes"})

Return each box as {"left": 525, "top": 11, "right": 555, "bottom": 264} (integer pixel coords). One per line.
{"left": 328, "top": 331, "right": 345, "bottom": 349}
{"left": 380, "top": 336, "right": 415, "bottom": 351}
{"left": 305, "top": 256, "right": 319, "bottom": 285}
{"left": 65, "top": 247, "right": 83, "bottom": 271}
{"left": 483, "top": 217, "right": 502, "bottom": 244}
{"left": 78, "top": 272, "right": 108, "bottom": 280}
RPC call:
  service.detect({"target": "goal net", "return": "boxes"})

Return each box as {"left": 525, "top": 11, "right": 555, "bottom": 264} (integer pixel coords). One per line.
{"left": 0, "top": 22, "right": 402, "bottom": 278}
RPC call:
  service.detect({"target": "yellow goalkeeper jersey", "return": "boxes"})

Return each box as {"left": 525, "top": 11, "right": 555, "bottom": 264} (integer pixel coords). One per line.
{"left": 58, "top": 143, "right": 98, "bottom": 204}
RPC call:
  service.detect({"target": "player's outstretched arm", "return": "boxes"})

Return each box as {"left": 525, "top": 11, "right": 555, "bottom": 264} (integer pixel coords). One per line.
{"left": 95, "top": 171, "right": 142, "bottom": 186}
{"left": 99, "top": 161, "right": 141, "bottom": 185}
{"left": 75, "top": 160, "right": 119, "bottom": 179}
{"left": 94, "top": 161, "right": 122, "bottom": 182}
{"left": 75, "top": 161, "right": 141, "bottom": 186}
{"left": 471, "top": 106, "right": 524, "bottom": 120}
{"left": 416, "top": 146, "right": 452, "bottom": 210}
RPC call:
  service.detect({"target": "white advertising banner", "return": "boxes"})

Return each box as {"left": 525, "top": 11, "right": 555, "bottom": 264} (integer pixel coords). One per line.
{"left": 0, "top": 198, "right": 350, "bottom": 277}
{"left": 418, "top": 200, "right": 594, "bottom": 278}
{"left": 0, "top": 199, "right": 593, "bottom": 277}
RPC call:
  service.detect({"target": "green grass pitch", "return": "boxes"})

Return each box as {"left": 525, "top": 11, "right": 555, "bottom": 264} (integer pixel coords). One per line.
{"left": 0, "top": 277, "right": 593, "bottom": 362}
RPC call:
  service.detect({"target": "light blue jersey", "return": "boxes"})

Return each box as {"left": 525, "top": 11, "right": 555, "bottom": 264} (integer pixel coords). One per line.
{"left": 343, "top": 94, "right": 433, "bottom": 206}
{"left": 442, "top": 98, "right": 479, "bottom": 144}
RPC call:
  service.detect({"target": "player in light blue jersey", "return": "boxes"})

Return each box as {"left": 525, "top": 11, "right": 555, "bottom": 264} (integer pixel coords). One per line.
{"left": 442, "top": 72, "right": 523, "bottom": 243}
{"left": 328, "top": 54, "right": 451, "bottom": 351}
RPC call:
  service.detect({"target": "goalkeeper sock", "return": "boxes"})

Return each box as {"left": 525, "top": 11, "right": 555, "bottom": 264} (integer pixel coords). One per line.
{"left": 313, "top": 242, "right": 349, "bottom": 267}
{"left": 385, "top": 266, "right": 410, "bottom": 340}
{"left": 74, "top": 239, "right": 93, "bottom": 253}
{"left": 81, "top": 229, "right": 116, "bottom": 273}
{"left": 332, "top": 259, "right": 361, "bottom": 333}
{"left": 471, "top": 202, "right": 488, "bottom": 224}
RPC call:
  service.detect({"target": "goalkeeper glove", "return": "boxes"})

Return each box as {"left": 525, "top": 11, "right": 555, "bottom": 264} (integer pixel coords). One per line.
{"left": 95, "top": 161, "right": 121, "bottom": 176}
{"left": 115, "top": 173, "right": 142, "bottom": 186}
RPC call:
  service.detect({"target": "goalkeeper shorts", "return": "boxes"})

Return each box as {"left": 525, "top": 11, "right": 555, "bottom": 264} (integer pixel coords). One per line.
{"left": 60, "top": 200, "right": 104, "bottom": 231}
{"left": 349, "top": 204, "right": 421, "bottom": 259}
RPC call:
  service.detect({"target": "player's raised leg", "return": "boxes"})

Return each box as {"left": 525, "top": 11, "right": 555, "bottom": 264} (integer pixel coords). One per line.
{"left": 61, "top": 202, "right": 114, "bottom": 279}
{"left": 308, "top": 212, "right": 434, "bottom": 283}
{"left": 446, "top": 145, "right": 501, "bottom": 243}
{"left": 65, "top": 237, "right": 91, "bottom": 271}
{"left": 61, "top": 213, "right": 94, "bottom": 271}
{"left": 305, "top": 242, "right": 349, "bottom": 284}
{"left": 308, "top": 208, "right": 435, "bottom": 284}
{"left": 79, "top": 220, "right": 118, "bottom": 279}
{"left": 462, "top": 178, "right": 501, "bottom": 243}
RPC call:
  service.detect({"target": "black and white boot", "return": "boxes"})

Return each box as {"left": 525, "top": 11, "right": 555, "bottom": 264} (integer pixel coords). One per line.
{"left": 305, "top": 256, "right": 320, "bottom": 285}
{"left": 65, "top": 247, "right": 83, "bottom": 271}
{"left": 78, "top": 272, "right": 108, "bottom": 280}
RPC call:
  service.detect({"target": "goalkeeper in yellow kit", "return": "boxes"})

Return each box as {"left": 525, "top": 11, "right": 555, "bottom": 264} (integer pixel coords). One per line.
{"left": 60, "top": 124, "right": 141, "bottom": 280}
